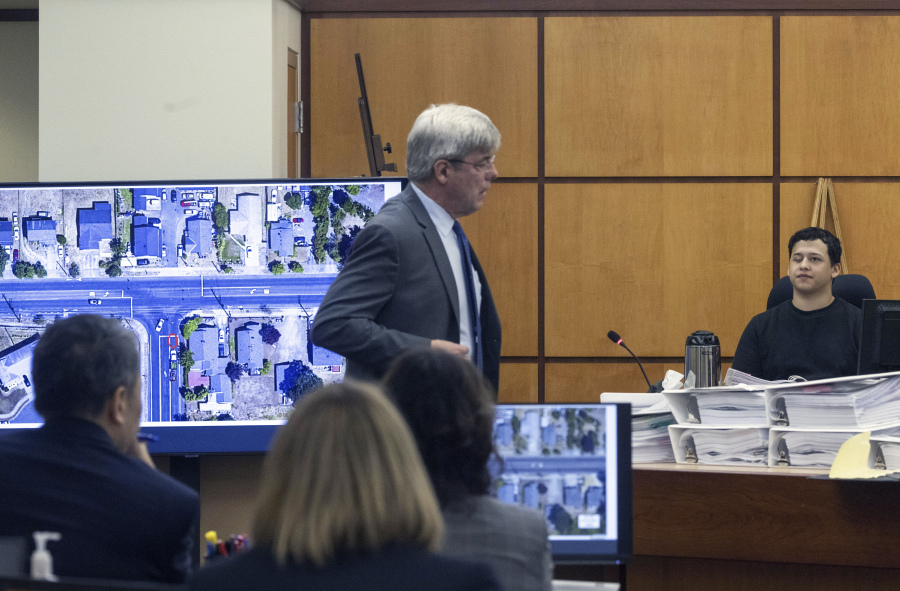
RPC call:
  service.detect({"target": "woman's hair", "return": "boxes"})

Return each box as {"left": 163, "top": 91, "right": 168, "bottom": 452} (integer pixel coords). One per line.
{"left": 253, "top": 380, "right": 443, "bottom": 566}
{"left": 382, "top": 349, "right": 498, "bottom": 508}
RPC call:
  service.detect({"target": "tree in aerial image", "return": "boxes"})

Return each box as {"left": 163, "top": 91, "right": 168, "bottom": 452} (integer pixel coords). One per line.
{"left": 259, "top": 323, "right": 281, "bottom": 345}
{"left": 278, "top": 360, "right": 323, "bottom": 404}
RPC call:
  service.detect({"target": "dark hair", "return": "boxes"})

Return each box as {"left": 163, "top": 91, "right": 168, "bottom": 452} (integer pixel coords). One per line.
{"left": 32, "top": 314, "right": 140, "bottom": 421}
{"left": 787, "top": 227, "right": 842, "bottom": 267}
{"left": 382, "top": 349, "right": 497, "bottom": 508}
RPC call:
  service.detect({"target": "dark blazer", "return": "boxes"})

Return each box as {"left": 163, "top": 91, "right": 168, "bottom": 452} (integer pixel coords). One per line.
{"left": 442, "top": 496, "right": 553, "bottom": 591}
{"left": 188, "top": 546, "right": 501, "bottom": 591}
{"left": 0, "top": 418, "right": 200, "bottom": 583}
{"left": 311, "top": 185, "right": 502, "bottom": 391}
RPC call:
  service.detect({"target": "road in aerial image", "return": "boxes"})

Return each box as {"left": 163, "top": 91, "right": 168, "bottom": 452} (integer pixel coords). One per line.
{"left": 0, "top": 178, "right": 404, "bottom": 425}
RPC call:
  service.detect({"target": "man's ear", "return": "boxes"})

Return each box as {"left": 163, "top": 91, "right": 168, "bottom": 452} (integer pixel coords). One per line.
{"left": 105, "top": 386, "right": 130, "bottom": 426}
{"left": 831, "top": 262, "right": 841, "bottom": 279}
{"left": 432, "top": 159, "right": 451, "bottom": 185}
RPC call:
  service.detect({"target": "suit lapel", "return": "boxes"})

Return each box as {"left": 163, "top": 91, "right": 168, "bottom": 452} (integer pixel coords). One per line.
{"left": 401, "top": 188, "right": 461, "bottom": 323}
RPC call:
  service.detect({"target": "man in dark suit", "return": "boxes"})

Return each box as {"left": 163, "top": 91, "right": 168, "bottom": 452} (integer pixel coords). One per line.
{"left": 311, "top": 104, "right": 503, "bottom": 391}
{"left": 0, "top": 314, "right": 200, "bottom": 582}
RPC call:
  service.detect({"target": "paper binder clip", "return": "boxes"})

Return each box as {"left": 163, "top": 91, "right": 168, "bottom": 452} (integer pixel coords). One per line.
{"left": 686, "top": 396, "right": 701, "bottom": 423}
{"left": 774, "top": 398, "right": 789, "bottom": 426}
{"left": 874, "top": 443, "right": 886, "bottom": 470}
{"left": 683, "top": 436, "right": 698, "bottom": 464}
{"left": 776, "top": 439, "right": 790, "bottom": 467}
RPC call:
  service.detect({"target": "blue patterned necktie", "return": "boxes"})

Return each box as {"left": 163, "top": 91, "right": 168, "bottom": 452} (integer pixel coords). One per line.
{"left": 452, "top": 221, "right": 482, "bottom": 370}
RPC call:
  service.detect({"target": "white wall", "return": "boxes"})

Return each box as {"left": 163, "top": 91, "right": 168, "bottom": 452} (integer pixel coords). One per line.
{"left": 39, "top": 0, "right": 276, "bottom": 182}
{"left": 0, "top": 21, "right": 39, "bottom": 182}
{"left": 272, "top": 0, "right": 301, "bottom": 178}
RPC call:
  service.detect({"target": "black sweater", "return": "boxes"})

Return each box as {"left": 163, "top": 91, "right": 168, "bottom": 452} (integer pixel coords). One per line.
{"left": 732, "top": 298, "right": 862, "bottom": 381}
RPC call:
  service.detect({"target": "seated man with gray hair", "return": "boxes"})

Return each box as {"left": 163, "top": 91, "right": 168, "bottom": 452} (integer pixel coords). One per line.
{"left": 0, "top": 314, "right": 200, "bottom": 582}
{"left": 312, "top": 103, "right": 503, "bottom": 393}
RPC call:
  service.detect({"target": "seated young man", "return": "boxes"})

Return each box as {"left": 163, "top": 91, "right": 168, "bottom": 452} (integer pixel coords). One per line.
{"left": 732, "top": 227, "right": 862, "bottom": 381}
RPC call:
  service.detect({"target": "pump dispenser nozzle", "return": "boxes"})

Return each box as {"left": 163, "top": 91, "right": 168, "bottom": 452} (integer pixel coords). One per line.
{"left": 31, "top": 531, "right": 61, "bottom": 581}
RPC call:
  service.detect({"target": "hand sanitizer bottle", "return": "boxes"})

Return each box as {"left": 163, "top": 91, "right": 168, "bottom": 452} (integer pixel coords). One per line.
{"left": 31, "top": 531, "right": 62, "bottom": 581}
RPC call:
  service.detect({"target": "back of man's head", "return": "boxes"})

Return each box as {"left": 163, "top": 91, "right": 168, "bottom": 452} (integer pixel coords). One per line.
{"left": 406, "top": 104, "right": 501, "bottom": 182}
{"left": 33, "top": 314, "right": 140, "bottom": 422}
{"left": 788, "top": 226, "right": 842, "bottom": 267}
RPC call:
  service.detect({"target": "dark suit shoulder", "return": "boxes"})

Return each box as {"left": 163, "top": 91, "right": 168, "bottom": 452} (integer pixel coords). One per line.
{"left": 190, "top": 546, "right": 499, "bottom": 591}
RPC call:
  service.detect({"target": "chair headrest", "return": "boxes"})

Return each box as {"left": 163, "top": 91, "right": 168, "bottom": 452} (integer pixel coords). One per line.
{"left": 766, "top": 274, "right": 876, "bottom": 310}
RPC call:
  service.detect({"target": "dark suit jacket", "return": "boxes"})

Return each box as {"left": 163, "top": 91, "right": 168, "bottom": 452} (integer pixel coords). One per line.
{"left": 189, "top": 546, "right": 500, "bottom": 591}
{"left": 442, "top": 496, "right": 553, "bottom": 591}
{"left": 311, "top": 185, "right": 502, "bottom": 391}
{"left": 0, "top": 418, "right": 200, "bottom": 583}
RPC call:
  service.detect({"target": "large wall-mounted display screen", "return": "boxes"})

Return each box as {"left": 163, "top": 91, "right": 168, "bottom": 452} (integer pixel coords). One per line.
{"left": 0, "top": 178, "right": 405, "bottom": 451}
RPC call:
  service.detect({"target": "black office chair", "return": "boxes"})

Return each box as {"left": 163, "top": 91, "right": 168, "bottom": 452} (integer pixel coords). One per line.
{"left": 766, "top": 274, "right": 876, "bottom": 310}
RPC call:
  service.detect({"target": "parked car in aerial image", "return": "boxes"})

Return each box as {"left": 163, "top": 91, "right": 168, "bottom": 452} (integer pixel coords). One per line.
{"left": 88, "top": 299, "right": 101, "bottom": 305}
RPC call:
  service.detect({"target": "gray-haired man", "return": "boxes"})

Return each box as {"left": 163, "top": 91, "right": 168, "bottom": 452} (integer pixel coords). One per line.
{"left": 312, "top": 104, "right": 502, "bottom": 393}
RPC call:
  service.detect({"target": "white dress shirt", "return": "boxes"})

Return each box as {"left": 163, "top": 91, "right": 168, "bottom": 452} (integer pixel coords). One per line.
{"left": 410, "top": 182, "right": 482, "bottom": 361}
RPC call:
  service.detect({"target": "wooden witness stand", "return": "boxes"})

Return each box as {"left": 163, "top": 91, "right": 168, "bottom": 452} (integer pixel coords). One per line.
{"left": 623, "top": 464, "right": 900, "bottom": 591}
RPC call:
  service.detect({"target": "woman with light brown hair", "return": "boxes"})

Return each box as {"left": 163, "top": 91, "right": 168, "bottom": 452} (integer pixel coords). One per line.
{"left": 189, "top": 381, "right": 499, "bottom": 591}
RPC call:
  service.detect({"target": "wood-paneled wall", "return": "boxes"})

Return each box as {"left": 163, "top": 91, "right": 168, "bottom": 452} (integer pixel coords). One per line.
{"left": 307, "top": 9, "right": 900, "bottom": 404}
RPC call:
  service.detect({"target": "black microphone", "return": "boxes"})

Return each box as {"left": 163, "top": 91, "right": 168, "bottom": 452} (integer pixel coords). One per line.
{"left": 607, "top": 331, "right": 658, "bottom": 392}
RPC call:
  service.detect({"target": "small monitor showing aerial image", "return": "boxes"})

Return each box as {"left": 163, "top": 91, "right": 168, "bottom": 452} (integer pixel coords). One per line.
{"left": 0, "top": 178, "right": 405, "bottom": 450}
{"left": 491, "top": 404, "right": 625, "bottom": 561}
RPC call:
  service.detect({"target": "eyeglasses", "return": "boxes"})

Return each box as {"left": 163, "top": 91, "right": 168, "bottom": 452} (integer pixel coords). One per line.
{"left": 446, "top": 155, "right": 496, "bottom": 172}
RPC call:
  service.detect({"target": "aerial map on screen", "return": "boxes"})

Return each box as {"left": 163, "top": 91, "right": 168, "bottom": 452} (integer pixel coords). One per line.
{"left": 0, "top": 179, "right": 403, "bottom": 426}
{"left": 491, "top": 405, "right": 619, "bottom": 542}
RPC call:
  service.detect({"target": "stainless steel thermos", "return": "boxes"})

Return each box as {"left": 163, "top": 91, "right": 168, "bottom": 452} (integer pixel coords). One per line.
{"left": 685, "top": 330, "right": 721, "bottom": 388}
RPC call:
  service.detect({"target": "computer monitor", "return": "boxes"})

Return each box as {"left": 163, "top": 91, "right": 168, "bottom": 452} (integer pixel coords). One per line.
{"left": 858, "top": 299, "right": 900, "bottom": 376}
{"left": 491, "top": 403, "right": 632, "bottom": 564}
{"left": 0, "top": 177, "right": 406, "bottom": 454}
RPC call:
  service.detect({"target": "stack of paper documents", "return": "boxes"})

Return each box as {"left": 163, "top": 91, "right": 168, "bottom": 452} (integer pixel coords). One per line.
{"left": 664, "top": 386, "right": 768, "bottom": 427}
{"left": 669, "top": 425, "right": 769, "bottom": 465}
{"left": 770, "top": 425, "right": 900, "bottom": 468}
{"left": 662, "top": 385, "right": 769, "bottom": 465}
{"left": 769, "top": 428, "right": 862, "bottom": 468}
{"left": 601, "top": 393, "right": 676, "bottom": 463}
{"left": 724, "top": 367, "right": 786, "bottom": 387}
{"left": 765, "top": 372, "right": 900, "bottom": 429}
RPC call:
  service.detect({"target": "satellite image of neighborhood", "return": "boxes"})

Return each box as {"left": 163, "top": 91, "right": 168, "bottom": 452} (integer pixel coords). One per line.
{"left": 492, "top": 406, "right": 611, "bottom": 536}
{"left": 0, "top": 179, "right": 403, "bottom": 425}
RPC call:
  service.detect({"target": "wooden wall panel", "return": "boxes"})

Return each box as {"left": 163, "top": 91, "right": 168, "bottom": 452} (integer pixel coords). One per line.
{"left": 200, "top": 455, "right": 265, "bottom": 549}
{"left": 780, "top": 182, "right": 900, "bottom": 298}
{"left": 545, "top": 362, "right": 733, "bottom": 402}
{"left": 498, "top": 363, "right": 539, "bottom": 403}
{"left": 781, "top": 17, "right": 900, "bottom": 177}
{"left": 545, "top": 183, "right": 771, "bottom": 357}
{"left": 309, "top": 18, "right": 538, "bottom": 179}
{"left": 544, "top": 16, "right": 772, "bottom": 177}
{"left": 461, "top": 183, "right": 538, "bottom": 357}
{"left": 545, "top": 362, "right": 672, "bottom": 401}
